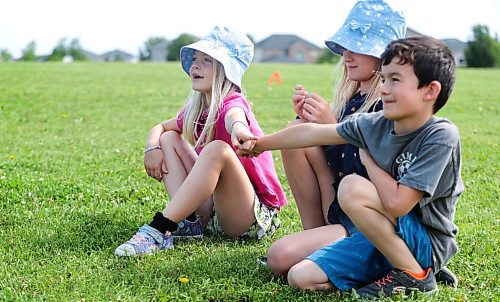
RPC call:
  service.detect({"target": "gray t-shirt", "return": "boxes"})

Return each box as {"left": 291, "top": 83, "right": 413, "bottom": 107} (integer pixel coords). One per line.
{"left": 337, "top": 111, "right": 463, "bottom": 271}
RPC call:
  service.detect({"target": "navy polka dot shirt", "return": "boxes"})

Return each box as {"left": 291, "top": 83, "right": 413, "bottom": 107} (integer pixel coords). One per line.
{"left": 323, "top": 92, "right": 383, "bottom": 194}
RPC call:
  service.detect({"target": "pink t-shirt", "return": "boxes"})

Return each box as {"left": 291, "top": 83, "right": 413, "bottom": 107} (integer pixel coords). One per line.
{"left": 176, "top": 92, "right": 287, "bottom": 209}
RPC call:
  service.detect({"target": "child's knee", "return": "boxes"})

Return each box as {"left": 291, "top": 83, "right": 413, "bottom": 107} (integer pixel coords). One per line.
{"left": 337, "top": 174, "right": 367, "bottom": 212}
{"left": 267, "top": 242, "right": 291, "bottom": 276}
{"left": 200, "top": 140, "right": 234, "bottom": 155}
{"left": 201, "top": 140, "right": 233, "bottom": 159}
{"left": 159, "top": 130, "right": 182, "bottom": 147}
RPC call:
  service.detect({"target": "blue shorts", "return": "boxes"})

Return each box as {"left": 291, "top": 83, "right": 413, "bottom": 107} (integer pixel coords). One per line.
{"left": 327, "top": 198, "right": 358, "bottom": 236}
{"left": 307, "top": 210, "right": 433, "bottom": 291}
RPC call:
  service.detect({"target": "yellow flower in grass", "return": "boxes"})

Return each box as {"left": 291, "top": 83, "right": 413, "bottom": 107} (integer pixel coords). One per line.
{"left": 178, "top": 277, "right": 189, "bottom": 284}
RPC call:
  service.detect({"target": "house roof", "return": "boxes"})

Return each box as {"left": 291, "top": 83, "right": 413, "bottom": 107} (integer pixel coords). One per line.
{"left": 101, "top": 49, "right": 134, "bottom": 59}
{"left": 441, "top": 38, "right": 467, "bottom": 53}
{"left": 256, "top": 34, "right": 321, "bottom": 50}
{"left": 81, "top": 49, "right": 101, "bottom": 60}
{"left": 406, "top": 27, "right": 426, "bottom": 37}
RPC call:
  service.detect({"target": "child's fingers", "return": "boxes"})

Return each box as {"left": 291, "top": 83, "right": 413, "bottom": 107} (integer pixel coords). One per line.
{"left": 161, "top": 162, "right": 168, "bottom": 174}
{"left": 241, "top": 140, "right": 251, "bottom": 150}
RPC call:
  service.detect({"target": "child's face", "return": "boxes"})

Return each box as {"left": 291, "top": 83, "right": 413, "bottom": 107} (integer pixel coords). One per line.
{"left": 189, "top": 50, "right": 214, "bottom": 94}
{"left": 380, "top": 58, "right": 430, "bottom": 122}
{"left": 342, "top": 50, "right": 380, "bottom": 83}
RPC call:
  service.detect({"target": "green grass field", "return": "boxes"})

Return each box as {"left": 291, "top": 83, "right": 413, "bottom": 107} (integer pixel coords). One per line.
{"left": 0, "top": 62, "right": 499, "bottom": 301}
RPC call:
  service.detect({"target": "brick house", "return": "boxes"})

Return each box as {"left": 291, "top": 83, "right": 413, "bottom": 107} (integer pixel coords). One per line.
{"left": 254, "top": 34, "right": 322, "bottom": 63}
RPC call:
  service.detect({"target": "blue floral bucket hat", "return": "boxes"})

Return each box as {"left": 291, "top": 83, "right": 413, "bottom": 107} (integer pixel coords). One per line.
{"left": 325, "top": 0, "right": 406, "bottom": 58}
{"left": 180, "top": 26, "right": 254, "bottom": 90}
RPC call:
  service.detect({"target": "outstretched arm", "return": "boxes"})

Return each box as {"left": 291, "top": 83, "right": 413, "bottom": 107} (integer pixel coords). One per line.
{"left": 253, "top": 122, "right": 347, "bottom": 153}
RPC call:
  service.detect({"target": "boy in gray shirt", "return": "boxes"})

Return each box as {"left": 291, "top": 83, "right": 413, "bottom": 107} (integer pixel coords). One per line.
{"left": 238, "top": 36, "right": 462, "bottom": 298}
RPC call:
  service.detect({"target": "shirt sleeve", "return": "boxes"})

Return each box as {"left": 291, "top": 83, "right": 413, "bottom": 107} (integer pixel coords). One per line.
{"left": 176, "top": 107, "right": 186, "bottom": 132}
{"left": 336, "top": 113, "right": 376, "bottom": 149}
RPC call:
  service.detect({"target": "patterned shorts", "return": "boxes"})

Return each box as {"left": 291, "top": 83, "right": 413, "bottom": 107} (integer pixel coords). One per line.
{"left": 206, "top": 194, "right": 281, "bottom": 240}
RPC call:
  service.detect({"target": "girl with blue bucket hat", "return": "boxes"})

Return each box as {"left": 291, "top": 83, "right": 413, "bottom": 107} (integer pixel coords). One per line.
{"left": 262, "top": 0, "right": 456, "bottom": 292}
{"left": 115, "top": 26, "right": 287, "bottom": 256}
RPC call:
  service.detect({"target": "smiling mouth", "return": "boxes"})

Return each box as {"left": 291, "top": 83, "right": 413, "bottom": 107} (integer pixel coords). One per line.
{"left": 192, "top": 74, "right": 204, "bottom": 79}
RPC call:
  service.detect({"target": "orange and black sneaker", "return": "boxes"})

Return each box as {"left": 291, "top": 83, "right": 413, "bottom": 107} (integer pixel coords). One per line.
{"left": 355, "top": 268, "right": 437, "bottom": 298}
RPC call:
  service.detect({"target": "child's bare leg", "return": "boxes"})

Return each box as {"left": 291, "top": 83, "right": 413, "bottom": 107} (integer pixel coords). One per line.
{"left": 159, "top": 131, "right": 212, "bottom": 222}
{"left": 338, "top": 175, "right": 422, "bottom": 272}
{"left": 288, "top": 259, "right": 334, "bottom": 291}
{"left": 281, "top": 120, "right": 335, "bottom": 229}
{"left": 161, "top": 140, "right": 255, "bottom": 235}
{"left": 159, "top": 131, "right": 197, "bottom": 196}
{"left": 267, "top": 224, "right": 347, "bottom": 275}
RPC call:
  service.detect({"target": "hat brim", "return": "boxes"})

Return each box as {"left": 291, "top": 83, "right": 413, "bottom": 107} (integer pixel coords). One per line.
{"left": 325, "top": 26, "right": 389, "bottom": 59}
{"left": 180, "top": 40, "right": 243, "bottom": 89}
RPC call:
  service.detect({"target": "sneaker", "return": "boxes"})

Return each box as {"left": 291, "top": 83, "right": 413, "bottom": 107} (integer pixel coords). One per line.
{"left": 355, "top": 268, "right": 437, "bottom": 298}
{"left": 172, "top": 218, "right": 203, "bottom": 238}
{"left": 435, "top": 266, "right": 458, "bottom": 288}
{"left": 115, "top": 224, "right": 174, "bottom": 256}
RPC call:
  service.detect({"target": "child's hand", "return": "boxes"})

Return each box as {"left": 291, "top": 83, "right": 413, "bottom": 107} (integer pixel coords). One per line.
{"left": 292, "top": 84, "right": 307, "bottom": 120}
{"left": 144, "top": 149, "right": 167, "bottom": 182}
{"left": 231, "top": 122, "right": 259, "bottom": 157}
{"left": 236, "top": 140, "right": 261, "bottom": 158}
{"left": 302, "top": 93, "right": 337, "bottom": 124}
{"left": 235, "top": 138, "right": 261, "bottom": 158}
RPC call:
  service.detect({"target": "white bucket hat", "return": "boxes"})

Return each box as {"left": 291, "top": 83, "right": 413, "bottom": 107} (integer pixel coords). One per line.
{"left": 180, "top": 26, "right": 254, "bottom": 90}
{"left": 325, "top": 0, "right": 406, "bottom": 58}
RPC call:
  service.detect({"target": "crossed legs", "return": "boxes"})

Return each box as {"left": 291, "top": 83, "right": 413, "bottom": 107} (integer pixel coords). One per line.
{"left": 159, "top": 131, "right": 256, "bottom": 236}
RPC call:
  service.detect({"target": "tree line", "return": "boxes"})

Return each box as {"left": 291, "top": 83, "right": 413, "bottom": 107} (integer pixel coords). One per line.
{"left": 1, "top": 25, "right": 499, "bottom": 67}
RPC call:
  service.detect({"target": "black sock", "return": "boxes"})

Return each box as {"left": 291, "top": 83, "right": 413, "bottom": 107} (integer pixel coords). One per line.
{"left": 186, "top": 212, "right": 197, "bottom": 222}
{"left": 149, "top": 212, "right": 178, "bottom": 234}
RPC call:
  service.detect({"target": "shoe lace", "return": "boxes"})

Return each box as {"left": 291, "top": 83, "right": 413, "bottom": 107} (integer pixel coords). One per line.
{"left": 375, "top": 273, "right": 395, "bottom": 288}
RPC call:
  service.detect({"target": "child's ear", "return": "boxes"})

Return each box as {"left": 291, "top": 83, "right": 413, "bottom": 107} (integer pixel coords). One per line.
{"left": 424, "top": 80, "right": 441, "bottom": 102}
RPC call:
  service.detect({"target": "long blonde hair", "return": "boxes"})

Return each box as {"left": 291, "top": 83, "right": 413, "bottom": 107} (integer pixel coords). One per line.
{"left": 331, "top": 61, "right": 382, "bottom": 120}
{"left": 182, "top": 60, "right": 236, "bottom": 148}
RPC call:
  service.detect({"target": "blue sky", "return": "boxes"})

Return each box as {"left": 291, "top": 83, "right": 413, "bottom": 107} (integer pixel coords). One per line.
{"left": 1, "top": 0, "right": 499, "bottom": 58}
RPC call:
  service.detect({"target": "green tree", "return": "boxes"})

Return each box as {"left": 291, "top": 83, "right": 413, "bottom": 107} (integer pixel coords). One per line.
{"left": 167, "top": 33, "right": 198, "bottom": 61}
{"left": 0, "top": 49, "right": 12, "bottom": 61}
{"left": 20, "top": 41, "right": 37, "bottom": 61}
{"left": 139, "top": 37, "right": 168, "bottom": 61}
{"left": 48, "top": 38, "right": 68, "bottom": 61}
{"left": 48, "top": 38, "right": 87, "bottom": 61}
{"left": 68, "top": 38, "right": 87, "bottom": 61}
{"left": 316, "top": 48, "right": 341, "bottom": 64}
{"left": 465, "top": 24, "right": 500, "bottom": 67}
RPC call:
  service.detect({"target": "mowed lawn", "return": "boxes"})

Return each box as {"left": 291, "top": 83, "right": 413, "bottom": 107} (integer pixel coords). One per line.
{"left": 0, "top": 62, "right": 498, "bottom": 301}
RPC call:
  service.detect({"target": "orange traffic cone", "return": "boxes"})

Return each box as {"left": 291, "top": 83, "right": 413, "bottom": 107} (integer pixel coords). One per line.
{"left": 268, "top": 71, "right": 283, "bottom": 86}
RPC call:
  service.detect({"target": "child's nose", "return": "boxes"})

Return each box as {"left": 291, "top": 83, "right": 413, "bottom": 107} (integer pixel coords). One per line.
{"left": 380, "top": 82, "right": 389, "bottom": 95}
{"left": 342, "top": 49, "right": 354, "bottom": 60}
